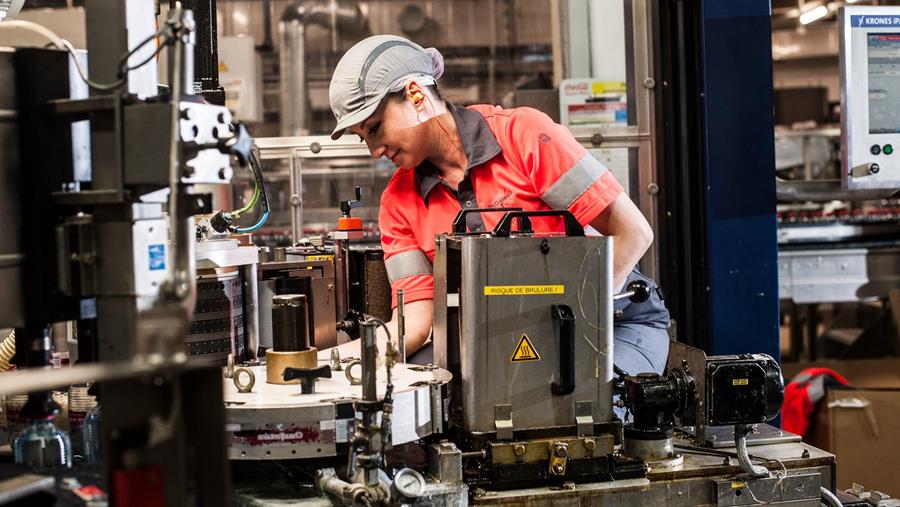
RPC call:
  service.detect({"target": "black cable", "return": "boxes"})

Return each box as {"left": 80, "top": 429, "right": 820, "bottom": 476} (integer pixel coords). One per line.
{"left": 229, "top": 148, "right": 271, "bottom": 233}
{"left": 116, "top": 24, "right": 170, "bottom": 78}
{"left": 248, "top": 149, "right": 270, "bottom": 214}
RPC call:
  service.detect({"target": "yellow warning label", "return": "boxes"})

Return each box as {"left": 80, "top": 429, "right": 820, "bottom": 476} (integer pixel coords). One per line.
{"left": 732, "top": 378, "right": 749, "bottom": 386}
{"left": 305, "top": 255, "right": 334, "bottom": 263}
{"left": 484, "top": 285, "right": 565, "bottom": 296}
{"left": 731, "top": 480, "right": 745, "bottom": 489}
{"left": 510, "top": 333, "right": 541, "bottom": 363}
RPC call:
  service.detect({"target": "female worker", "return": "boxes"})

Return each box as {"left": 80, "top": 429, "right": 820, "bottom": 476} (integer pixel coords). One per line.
{"left": 324, "top": 35, "right": 670, "bottom": 379}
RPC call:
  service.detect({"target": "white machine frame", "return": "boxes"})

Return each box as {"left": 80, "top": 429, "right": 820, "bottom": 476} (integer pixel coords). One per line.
{"left": 840, "top": 6, "right": 900, "bottom": 189}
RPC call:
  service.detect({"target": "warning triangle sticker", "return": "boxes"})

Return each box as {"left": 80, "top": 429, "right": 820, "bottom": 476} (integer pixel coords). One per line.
{"left": 509, "top": 333, "right": 541, "bottom": 363}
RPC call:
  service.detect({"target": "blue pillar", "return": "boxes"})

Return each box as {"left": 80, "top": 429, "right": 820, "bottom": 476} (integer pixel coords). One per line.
{"left": 699, "top": 0, "right": 780, "bottom": 360}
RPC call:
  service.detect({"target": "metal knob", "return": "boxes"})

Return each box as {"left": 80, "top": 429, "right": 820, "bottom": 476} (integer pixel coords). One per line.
{"left": 282, "top": 364, "right": 332, "bottom": 394}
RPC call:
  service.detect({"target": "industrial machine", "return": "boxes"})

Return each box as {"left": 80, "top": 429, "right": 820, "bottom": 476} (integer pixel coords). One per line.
{"left": 220, "top": 209, "right": 836, "bottom": 506}
{"left": 775, "top": 6, "right": 900, "bottom": 361}
{"left": 840, "top": 5, "right": 900, "bottom": 190}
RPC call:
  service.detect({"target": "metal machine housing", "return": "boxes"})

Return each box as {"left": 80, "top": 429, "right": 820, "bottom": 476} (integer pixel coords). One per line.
{"left": 433, "top": 232, "right": 615, "bottom": 435}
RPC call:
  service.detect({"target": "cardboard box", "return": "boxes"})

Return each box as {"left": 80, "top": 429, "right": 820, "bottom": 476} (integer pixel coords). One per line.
{"left": 783, "top": 358, "right": 900, "bottom": 494}
{"left": 809, "top": 387, "right": 900, "bottom": 494}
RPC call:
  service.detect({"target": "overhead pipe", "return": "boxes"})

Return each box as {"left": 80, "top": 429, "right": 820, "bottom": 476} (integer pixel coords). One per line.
{"left": 278, "top": 0, "right": 367, "bottom": 136}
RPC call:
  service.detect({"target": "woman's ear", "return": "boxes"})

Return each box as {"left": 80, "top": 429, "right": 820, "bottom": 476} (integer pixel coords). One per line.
{"left": 406, "top": 81, "right": 427, "bottom": 111}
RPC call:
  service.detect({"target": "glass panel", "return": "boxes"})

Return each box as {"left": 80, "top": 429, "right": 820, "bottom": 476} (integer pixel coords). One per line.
{"left": 217, "top": 0, "right": 559, "bottom": 136}
{"left": 235, "top": 148, "right": 396, "bottom": 247}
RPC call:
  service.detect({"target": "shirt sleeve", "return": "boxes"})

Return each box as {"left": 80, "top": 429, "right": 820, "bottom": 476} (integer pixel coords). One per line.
{"left": 507, "top": 108, "right": 624, "bottom": 226}
{"left": 379, "top": 187, "right": 434, "bottom": 309}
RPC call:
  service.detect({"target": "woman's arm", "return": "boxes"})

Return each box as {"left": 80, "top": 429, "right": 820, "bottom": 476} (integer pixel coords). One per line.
{"left": 318, "top": 299, "right": 434, "bottom": 361}
{"left": 589, "top": 193, "right": 654, "bottom": 291}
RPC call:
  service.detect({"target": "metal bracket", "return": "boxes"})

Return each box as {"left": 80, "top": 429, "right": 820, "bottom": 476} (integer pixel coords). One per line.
{"left": 494, "top": 404, "right": 513, "bottom": 441}
{"left": 576, "top": 400, "right": 594, "bottom": 437}
{"left": 548, "top": 441, "right": 568, "bottom": 476}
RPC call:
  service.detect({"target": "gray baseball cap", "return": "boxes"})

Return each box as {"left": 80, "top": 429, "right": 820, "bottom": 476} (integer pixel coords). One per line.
{"left": 329, "top": 35, "right": 444, "bottom": 140}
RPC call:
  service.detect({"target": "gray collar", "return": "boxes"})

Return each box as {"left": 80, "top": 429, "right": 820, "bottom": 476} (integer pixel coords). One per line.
{"left": 414, "top": 103, "right": 502, "bottom": 199}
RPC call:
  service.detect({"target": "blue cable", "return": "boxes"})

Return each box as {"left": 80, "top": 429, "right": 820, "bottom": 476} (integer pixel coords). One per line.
{"left": 234, "top": 210, "right": 269, "bottom": 233}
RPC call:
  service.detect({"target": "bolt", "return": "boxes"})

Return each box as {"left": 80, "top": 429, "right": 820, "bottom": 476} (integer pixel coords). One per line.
{"left": 591, "top": 133, "right": 603, "bottom": 146}
{"left": 554, "top": 445, "right": 568, "bottom": 458}
{"left": 584, "top": 439, "right": 596, "bottom": 451}
{"left": 647, "top": 182, "right": 659, "bottom": 195}
{"left": 310, "top": 141, "right": 322, "bottom": 154}
{"left": 643, "top": 77, "right": 656, "bottom": 89}
{"left": 562, "top": 481, "right": 576, "bottom": 490}
{"left": 801, "top": 449, "right": 810, "bottom": 459}
{"left": 552, "top": 464, "right": 565, "bottom": 475}
{"left": 290, "top": 194, "right": 301, "bottom": 206}
{"left": 513, "top": 444, "right": 526, "bottom": 457}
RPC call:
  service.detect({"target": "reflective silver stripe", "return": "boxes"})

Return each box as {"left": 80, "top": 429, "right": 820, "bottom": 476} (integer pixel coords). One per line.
{"left": 807, "top": 375, "right": 827, "bottom": 404}
{"left": 358, "top": 40, "right": 418, "bottom": 92}
{"left": 385, "top": 249, "right": 432, "bottom": 284}
{"left": 541, "top": 153, "right": 609, "bottom": 209}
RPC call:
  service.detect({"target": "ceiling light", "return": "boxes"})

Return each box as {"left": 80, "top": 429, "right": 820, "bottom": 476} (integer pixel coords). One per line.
{"left": 799, "top": 5, "right": 829, "bottom": 25}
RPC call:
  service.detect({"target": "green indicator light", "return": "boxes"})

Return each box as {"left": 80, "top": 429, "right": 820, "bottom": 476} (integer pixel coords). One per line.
{"left": 885, "top": 144, "right": 894, "bottom": 155}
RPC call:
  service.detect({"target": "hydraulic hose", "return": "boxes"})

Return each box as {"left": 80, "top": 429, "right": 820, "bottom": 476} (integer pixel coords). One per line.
{"left": 820, "top": 487, "right": 842, "bottom": 507}
{"left": 734, "top": 424, "right": 769, "bottom": 478}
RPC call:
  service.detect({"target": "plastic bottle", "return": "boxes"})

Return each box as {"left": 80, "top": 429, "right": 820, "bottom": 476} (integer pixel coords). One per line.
{"left": 82, "top": 403, "right": 102, "bottom": 465}
{"left": 68, "top": 384, "right": 96, "bottom": 461}
{"left": 13, "top": 417, "right": 72, "bottom": 469}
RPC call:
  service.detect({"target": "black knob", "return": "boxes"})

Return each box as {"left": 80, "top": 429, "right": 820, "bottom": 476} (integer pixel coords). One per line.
{"left": 625, "top": 280, "right": 651, "bottom": 304}
{"left": 283, "top": 365, "right": 332, "bottom": 394}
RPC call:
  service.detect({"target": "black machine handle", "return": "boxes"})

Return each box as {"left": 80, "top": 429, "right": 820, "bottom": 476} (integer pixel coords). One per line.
{"left": 283, "top": 365, "right": 333, "bottom": 394}
{"left": 451, "top": 207, "right": 526, "bottom": 234}
{"left": 550, "top": 304, "right": 576, "bottom": 396}
{"left": 613, "top": 280, "right": 651, "bottom": 304}
{"left": 492, "top": 210, "right": 584, "bottom": 238}
{"left": 340, "top": 186, "right": 364, "bottom": 217}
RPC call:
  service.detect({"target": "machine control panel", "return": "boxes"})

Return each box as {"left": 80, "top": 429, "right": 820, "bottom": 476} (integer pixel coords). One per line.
{"left": 840, "top": 6, "right": 900, "bottom": 189}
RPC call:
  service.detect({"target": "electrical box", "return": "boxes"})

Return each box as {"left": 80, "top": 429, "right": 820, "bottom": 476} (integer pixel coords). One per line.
{"left": 840, "top": 6, "right": 900, "bottom": 189}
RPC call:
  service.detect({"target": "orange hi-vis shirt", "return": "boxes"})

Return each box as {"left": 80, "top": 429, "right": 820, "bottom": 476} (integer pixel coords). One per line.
{"left": 380, "top": 103, "right": 624, "bottom": 308}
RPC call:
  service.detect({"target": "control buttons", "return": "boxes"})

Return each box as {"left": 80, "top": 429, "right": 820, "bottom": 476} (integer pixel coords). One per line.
{"left": 872, "top": 144, "right": 882, "bottom": 155}
{"left": 885, "top": 144, "right": 894, "bottom": 155}
{"left": 870, "top": 163, "right": 881, "bottom": 174}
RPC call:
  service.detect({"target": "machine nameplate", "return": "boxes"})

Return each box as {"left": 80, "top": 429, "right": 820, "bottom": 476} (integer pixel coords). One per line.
{"left": 509, "top": 333, "right": 541, "bottom": 363}
{"left": 732, "top": 378, "right": 749, "bottom": 386}
{"left": 484, "top": 285, "right": 565, "bottom": 296}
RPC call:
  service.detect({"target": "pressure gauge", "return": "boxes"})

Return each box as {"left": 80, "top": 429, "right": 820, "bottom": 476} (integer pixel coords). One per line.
{"left": 391, "top": 468, "right": 425, "bottom": 500}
